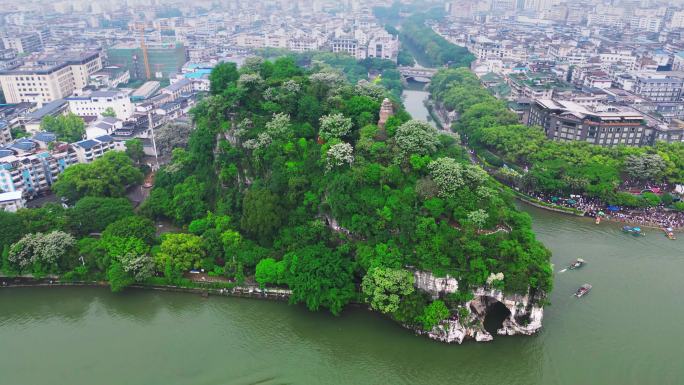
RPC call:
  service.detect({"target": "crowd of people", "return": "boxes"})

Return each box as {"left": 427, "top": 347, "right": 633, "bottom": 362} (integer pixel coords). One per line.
{"left": 466, "top": 148, "right": 684, "bottom": 230}
{"left": 531, "top": 192, "right": 684, "bottom": 230}
{"left": 604, "top": 207, "right": 684, "bottom": 230}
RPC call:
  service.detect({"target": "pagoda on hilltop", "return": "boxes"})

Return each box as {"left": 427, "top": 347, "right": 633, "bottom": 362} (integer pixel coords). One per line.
{"left": 377, "top": 98, "right": 394, "bottom": 129}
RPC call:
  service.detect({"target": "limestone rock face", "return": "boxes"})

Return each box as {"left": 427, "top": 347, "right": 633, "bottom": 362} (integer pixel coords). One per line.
{"left": 411, "top": 271, "right": 544, "bottom": 344}
{"left": 413, "top": 270, "right": 458, "bottom": 299}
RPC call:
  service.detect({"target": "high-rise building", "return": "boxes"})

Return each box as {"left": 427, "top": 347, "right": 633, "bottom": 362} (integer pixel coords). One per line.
{"left": 1, "top": 33, "right": 43, "bottom": 54}
{"left": 0, "top": 52, "right": 102, "bottom": 105}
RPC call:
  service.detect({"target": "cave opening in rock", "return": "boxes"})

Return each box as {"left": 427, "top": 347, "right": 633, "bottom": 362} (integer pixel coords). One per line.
{"left": 483, "top": 301, "right": 511, "bottom": 335}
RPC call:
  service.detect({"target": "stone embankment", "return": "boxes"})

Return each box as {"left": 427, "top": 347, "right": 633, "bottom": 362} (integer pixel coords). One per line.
{"left": 0, "top": 276, "right": 292, "bottom": 301}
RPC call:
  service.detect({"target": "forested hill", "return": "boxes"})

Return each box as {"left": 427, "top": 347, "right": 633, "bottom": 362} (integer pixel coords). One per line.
{"left": 140, "top": 57, "right": 552, "bottom": 328}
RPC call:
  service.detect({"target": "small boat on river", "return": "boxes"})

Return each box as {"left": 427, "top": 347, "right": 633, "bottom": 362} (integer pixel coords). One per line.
{"left": 622, "top": 226, "right": 645, "bottom": 236}
{"left": 663, "top": 227, "right": 676, "bottom": 240}
{"left": 568, "top": 258, "right": 586, "bottom": 270}
{"left": 574, "top": 284, "right": 592, "bottom": 298}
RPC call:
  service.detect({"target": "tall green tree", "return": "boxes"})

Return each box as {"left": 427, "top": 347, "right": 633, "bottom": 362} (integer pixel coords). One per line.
{"left": 67, "top": 197, "right": 134, "bottom": 235}
{"left": 125, "top": 139, "right": 145, "bottom": 164}
{"left": 40, "top": 113, "right": 85, "bottom": 142}
{"left": 284, "top": 243, "right": 355, "bottom": 315}
{"left": 156, "top": 233, "right": 205, "bottom": 278}
{"left": 361, "top": 267, "right": 415, "bottom": 314}
{"left": 209, "top": 62, "right": 239, "bottom": 95}
{"left": 240, "top": 188, "right": 283, "bottom": 243}
{"left": 53, "top": 151, "right": 143, "bottom": 202}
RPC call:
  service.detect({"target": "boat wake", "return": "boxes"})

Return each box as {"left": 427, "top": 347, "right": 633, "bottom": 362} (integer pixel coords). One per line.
{"left": 558, "top": 268, "right": 568, "bottom": 273}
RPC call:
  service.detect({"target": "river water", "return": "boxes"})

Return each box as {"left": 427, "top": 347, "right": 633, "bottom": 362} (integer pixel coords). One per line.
{"left": 1, "top": 90, "right": 683, "bottom": 385}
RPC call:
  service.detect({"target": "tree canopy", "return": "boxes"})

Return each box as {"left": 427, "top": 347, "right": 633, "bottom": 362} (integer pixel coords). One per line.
{"left": 40, "top": 113, "right": 85, "bottom": 143}
{"left": 53, "top": 151, "right": 143, "bottom": 203}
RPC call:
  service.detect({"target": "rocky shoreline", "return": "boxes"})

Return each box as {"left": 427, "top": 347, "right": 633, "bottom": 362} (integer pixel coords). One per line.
{"left": 412, "top": 270, "right": 544, "bottom": 344}
{"left": 3, "top": 272, "right": 543, "bottom": 344}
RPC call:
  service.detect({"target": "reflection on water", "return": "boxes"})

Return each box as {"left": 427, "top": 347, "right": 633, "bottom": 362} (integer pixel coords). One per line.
{"left": 2, "top": 205, "right": 682, "bottom": 385}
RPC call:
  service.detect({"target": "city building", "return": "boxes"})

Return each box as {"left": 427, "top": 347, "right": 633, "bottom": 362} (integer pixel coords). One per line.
{"left": 89, "top": 66, "right": 131, "bottom": 88}
{"left": 71, "top": 135, "right": 116, "bottom": 163}
{"left": 1, "top": 33, "right": 43, "bottom": 54}
{"left": 106, "top": 43, "right": 188, "bottom": 80}
{"left": 131, "top": 81, "right": 161, "bottom": 101}
{"left": 0, "top": 144, "right": 74, "bottom": 197}
{"left": 527, "top": 99, "right": 650, "bottom": 146}
{"left": 0, "top": 190, "right": 25, "bottom": 212}
{"left": 0, "top": 120, "right": 12, "bottom": 146}
{"left": 67, "top": 90, "right": 134, "bottom": 120}
{"left": 633, "top": 74, "right": 684, "bottom": 103}
{"left": 0, "top": 51, "right": 102, "bottom": 104}
{"left": 21, "top": 99, "right": 70, "bottom": 134}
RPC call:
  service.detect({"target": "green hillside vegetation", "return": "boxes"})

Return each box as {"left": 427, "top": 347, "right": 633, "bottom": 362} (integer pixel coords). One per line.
{"left": 141, "top": 58, "right": 552, "bottom": 321}
{"left": 0, "top": 58, "right": 552, "bottom": 332}
{"left": 430, "top": 68, "right": 684, "bottom": 208}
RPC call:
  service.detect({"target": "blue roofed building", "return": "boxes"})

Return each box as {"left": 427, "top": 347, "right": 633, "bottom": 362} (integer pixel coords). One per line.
{"left": 72, "top": 135, "right": 117, "bottom": 163}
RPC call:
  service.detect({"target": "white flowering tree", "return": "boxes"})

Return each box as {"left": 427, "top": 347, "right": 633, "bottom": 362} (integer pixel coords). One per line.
{"left": 427, "top": 157, "right": 465, "bottom": 198}
{"left": 355, "top": 80, "right": 385, "bottom": 100}
{"left": 8, "top": 231, "right": 75, "bottom": 272}
{"left": 428, "top": 157, "right": 490, "bottom": 199}
{"left": 265, "top": 113, "right": 292, "bottom": 140}
{"left": 240, "top": 56, "right": 264, "bottom": 74}
{"left": 486, "top": 272, "right": 505, "bottom": 286}
{"left": 282, "top": 79, "right": 301, "bottom": 94}
{"left": 394, "top": 120, "right": 440, "bottom": 157}
{"left": 309, "top": 71, "right": 345, "bottom": 88}
{"left": 326, "top": 142, "right": 354, "bottom": 171}
{"left": 319, "top": 113, "right": 353, "bottom": 141}
{"left": 237, "top": 73, "right": 264, "bottom": 89}
{"left": 467, "top": 209, "right": 489, "bottom": 229}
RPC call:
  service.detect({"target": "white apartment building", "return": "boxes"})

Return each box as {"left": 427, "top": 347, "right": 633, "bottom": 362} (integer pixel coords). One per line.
{"left": 0, "top": 191, "right": 25, "bottom": 212}
{"left": 67, "top": 90, "right": 133, "bottom": 120}
{"left": 0, "top": 52, "right": 102, "bottom": 105}
{"left": 587, "top": 13, "right": 624, "bottom": 28}
{"left": 668, "top": 11, "right": 684, "bottom": 29}
{"left": 288, "top": 37, "right": 321, "bottom": 52}
{"left": 71, "top": 135, "right": 116, "bottom": 164}
{"left": 1, "top": 33, "right": 43, "bottom": 54}
{"left": 0, "top": 147, "right": 74, "bottom": 197}
{"left": 598, "top": 51, "right": 637, "bottom": 69}
{"left": 628, "top": 16, "right": 662, "bottom": 33}
{"left": 331, "top": 37, "right": 366, "bottom": 60}
{"left": 367, "top": 32, "right": 399, "bottom": 61}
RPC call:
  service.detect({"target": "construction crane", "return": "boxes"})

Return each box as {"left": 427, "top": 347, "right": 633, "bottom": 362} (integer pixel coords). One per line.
{"left": 137, "top": 23, "right": 152, "bottom": 80}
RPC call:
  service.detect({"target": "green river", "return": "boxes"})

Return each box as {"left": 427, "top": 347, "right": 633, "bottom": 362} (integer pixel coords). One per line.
{"left": 1, "top": 90, "right": 683, "bottom": 385}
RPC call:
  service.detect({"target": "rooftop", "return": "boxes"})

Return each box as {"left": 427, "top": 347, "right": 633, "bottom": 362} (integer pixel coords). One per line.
{"left": 25, "top": 99, "right": 68, "bottom": 120}
{"left": 0, "top": 191, "right": 23, "bottom": 202}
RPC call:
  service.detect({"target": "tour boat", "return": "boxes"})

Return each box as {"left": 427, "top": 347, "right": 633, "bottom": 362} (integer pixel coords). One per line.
{"left": 568, "top": 258, "right": 586, "bottom": 270}
{"left": 664, "top": 228, "right": 676, "bottom": 240}
{"left": 574, "top": 284, "right": 592, "bottom": 298}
